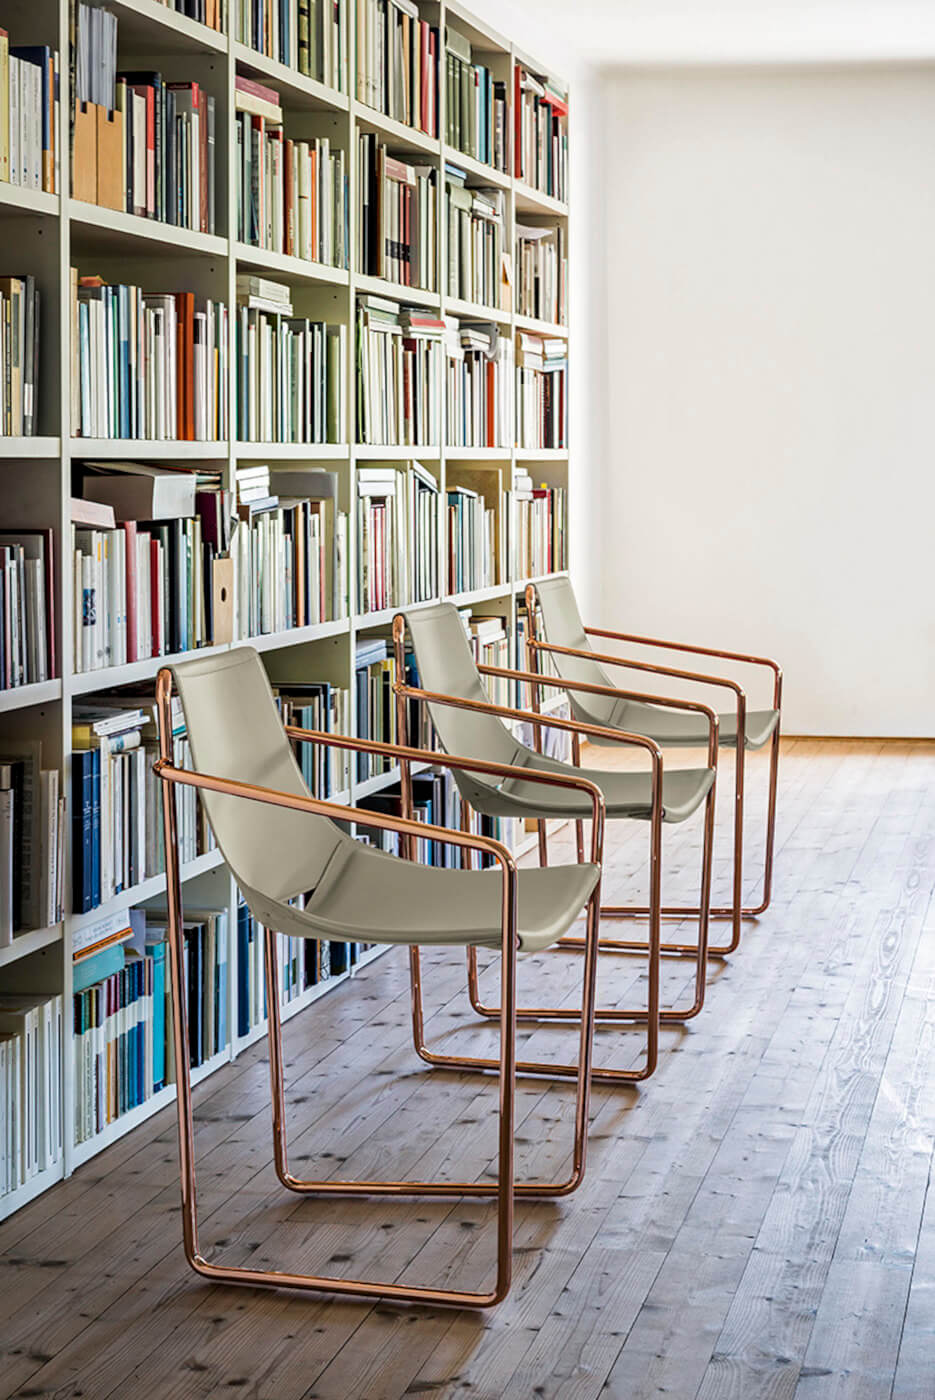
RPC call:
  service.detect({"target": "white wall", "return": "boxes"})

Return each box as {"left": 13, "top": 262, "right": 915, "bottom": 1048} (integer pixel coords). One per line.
{"left": 584, "top": 65, "right": 935, "bottom": 735}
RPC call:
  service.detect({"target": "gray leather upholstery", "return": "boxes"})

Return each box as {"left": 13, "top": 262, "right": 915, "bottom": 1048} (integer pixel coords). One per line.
{"left": 169, "top": 647, "right": 598, "bottom": 951}
{"left": 534, "top": 577, "right": 778, "bottom": 751}
{"left": 403, "top": 604, "right": 715, "bottom": 825}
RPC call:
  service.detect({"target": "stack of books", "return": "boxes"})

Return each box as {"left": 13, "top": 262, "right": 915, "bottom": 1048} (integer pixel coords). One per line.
{"left": 0, "top": 274, "right": 41, "bottom": 437}
{"left": 71, "top": 467, "right": 234, "bottom": 672}
{"left": 0, "top": 528, "right": 54, "bottom": 690}
{"left": 235, "top": 0, "right": 348, "bottom": 91}
{"left": 115, "top": 74, "right": 217, "bottom": 233}
{"left": 235, "top": 76, "right": 349, "bottom": 267}
{"left": 0, "top": 34, "right": 60, "bottom": 194}
{"left": 515, "top": 332, "right": 566, "bottom": 449}
{"left": 443, "top": 26, "right": 507, "bottom": 171}
{"left": 354, "top": 636, "right": 398, "bottom": 779}
{"left": 0, "top": 742, "right": 65, "bottom": 943}
{"left": 356, "top": 459, "right": 438, "bottom": 613}
{"left": 516, "top": 223, "right": 567, "bottom": 325}
{"left": 444, "top": 318, "right": 512, "bottom": 448}
{"left": 357, "top": 135, "right": 437, "bottom": 289}
{"left": 514, "top": 66, "right": 568, "bottom": 202}
{"left": 235, "top": 277, "right": 346, "bottom": 443}
{"left": 356, "top": 298, "right": 443, "bottom": 446}
{"left": 71, "top": 699, "right": 216, "bottom": 914}
{"left": 0, "top": 992, "right": 63, "bottom": 1195}
{"left": 71, "top": 274, "right": 229, "bottom": 441}
{"left": 446, "top": 485, "right": 496, "bottom": 594}
{"left": 511, "top": 471, "right": 567, "bottom": 580}
{"left": 276, "top": 681, "right": 351, "bottom": 797}
{"left": 446, "top": 166, "right": 505, "bottom": 308}
{"left": 231, "top": 466, "right": 349, "bottom": 635}
{"left": 356, "top": 0, "right": 438, "bottom": 136}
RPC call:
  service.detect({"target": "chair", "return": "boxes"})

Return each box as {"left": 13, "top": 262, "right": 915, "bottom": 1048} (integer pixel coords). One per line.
{"left": 154, "top": 647, "right": 605, "bottom": 1309}
{"left": 526, "top": 575, "right": 782, "bottom": 956}
{"left": 392, "top": 604, "right": 719, "bottom": 1070}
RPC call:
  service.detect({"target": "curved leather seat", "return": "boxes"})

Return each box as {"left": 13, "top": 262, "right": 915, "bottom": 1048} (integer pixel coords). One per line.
{"left": 535, "top": 576, "right": 778, "bottom": 751}
{"left": 403, "top": 603, "right": 716, "bottom": 826}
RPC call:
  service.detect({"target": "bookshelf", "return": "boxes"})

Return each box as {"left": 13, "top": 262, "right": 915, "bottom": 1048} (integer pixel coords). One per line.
{"left": 0, "top": 0, "right": 571, "bottom": 1220}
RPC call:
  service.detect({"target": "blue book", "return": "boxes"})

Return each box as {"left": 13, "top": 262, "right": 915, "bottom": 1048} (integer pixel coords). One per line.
{"left": 147, "top": 940, "right": 166, "bottom": 1091}
{"left": 236, "top": 901, "right": 249, "bottom": 1038}
{"left": 71, "top": 750, "right": 94, "bottom": 913}
{"left": 90, "top": 748, "right": 101, "bottom": 909}
{"left": 73, "top": 941, "right": 126, "bottom": 994}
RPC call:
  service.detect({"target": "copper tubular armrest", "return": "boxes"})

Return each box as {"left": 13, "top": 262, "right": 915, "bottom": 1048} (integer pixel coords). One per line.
{"left": 477, "top": 663, "right": 720, "bottom": 766}
{"left": 152, "top": 756, "right": 516, "bottom": 873}
{"left": 529, "top": 639, "right": 747, "bottom": 709}
{"left": 285, "top": 724, "right": 606, "bottom": 865}
{"left": 582, "top": 626, "right": 783, "bottom": 706}
{"left": 396, "top": 681, "right": 664, "bottom": 772}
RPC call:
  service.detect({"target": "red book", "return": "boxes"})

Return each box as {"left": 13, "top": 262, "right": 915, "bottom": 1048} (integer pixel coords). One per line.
{"left": 121, "top": 521, "right": 138, "bottom": 662}
{"left": 234, "top": 74, "right": 281, "bottom": 107}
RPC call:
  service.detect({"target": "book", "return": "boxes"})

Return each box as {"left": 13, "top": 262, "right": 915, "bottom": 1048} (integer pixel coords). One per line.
{"left": 444, "top": 317, "right": 512, "bottom": 448}
{"left": 357, "top": 134, "right": 437, "bottom": 290}
{"left": 516, "top": 223, "right": 567, "bottom": 326}
{"left": 3, "top": 42, "right": 59, "bottom": 195}
{"left": 235, "top": 296, "right": 346, "bottom": 445}
{"left": 0, "top": 992, "right": 63, "bottom": 1188}
{"left": 515, "top": 63, "right": 568, "bottom": 202}
{"left": 446, "top": 173, "right": 505, "bottom": 309}
{"left": 0, "top": 529, "right": 54, "bottom": 688}
{"left": 443, "top": 31, "right": 507, "bottom": 172}
{"left": 356, "top": 299, "right": 442, "bottom": 446}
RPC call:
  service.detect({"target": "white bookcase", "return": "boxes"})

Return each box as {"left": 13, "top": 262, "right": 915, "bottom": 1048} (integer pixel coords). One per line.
{"left": 0, "top": 0, "right": 570, "bottom": 1220}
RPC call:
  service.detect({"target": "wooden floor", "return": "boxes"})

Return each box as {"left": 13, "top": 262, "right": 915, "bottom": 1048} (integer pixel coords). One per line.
{"left": 2, "top": 738, "right": 934, "bottom": 1400}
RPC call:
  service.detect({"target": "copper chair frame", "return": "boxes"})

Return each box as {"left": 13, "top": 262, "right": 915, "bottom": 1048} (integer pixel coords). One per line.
{"left": 525, "top": 585, "right": 783, "bottom": 957}
{"left": 154, "top": 668, "right": 605, "bottom": 1309}
{"left": 391, "top": 616, "right": 716, "bottom": 1075}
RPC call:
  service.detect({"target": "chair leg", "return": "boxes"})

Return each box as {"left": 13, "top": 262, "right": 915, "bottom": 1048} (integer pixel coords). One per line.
{"left": 459, "top": 859, "right": 660, "bottom": 1085}
{"left": 415, "top": 882, "right": 602, "bottom": 1181}
{"left": 469, "top": 779, "right": 715, "bottom": 1026}
{"left": 160, "top": 797, "right": 519, "bottom": 1307}
{"left": 591, "top": 742, "right": 746, "bottom": 957}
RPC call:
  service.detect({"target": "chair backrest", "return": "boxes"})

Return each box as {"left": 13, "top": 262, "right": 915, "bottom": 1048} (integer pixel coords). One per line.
{"left": 402, "top": 604, "right": 520, "bottom": 772}
{"left": 532, "top": 577, "right": 619, "bottom": 726}
{"left": 167, "top": 647, "right": 347, "bottom": 898}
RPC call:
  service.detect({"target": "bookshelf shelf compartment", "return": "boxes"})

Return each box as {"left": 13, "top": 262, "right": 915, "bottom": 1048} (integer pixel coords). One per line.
{"left": 514, "top": 314, "right": 568, "bottom": 339}
{"left": 236, "top": 443, "right": 351, "bottom": 460}
{"left": 0, "top": 437, "right": 61, "bottom": 459}
{"left": 355, "top": 443, "right": 441, "bottom": 460}
{"left": 105, "top": 0, "right": 228, "bottom": 56}
{"left": 0, "top": 923, "right": 63, "bottom": 969}
{"left": 444, "top": 296, "right": 511, "bottom": 326}
{"left": 70, "top": 440, "right": 229, "bottom": 461}
{"left": 69, "top": 202, "right": 228, "bottom": 259}
{"left": 249, "top": 620, "right": 349, "bottom": 653}
{"left": 0, "top": 679, "right": 63, "bottom": 714}
{"left": 68, "top": 850, "right": 226, "bottom": 940}
{"left": 0, "top": 184, "right": 60, "bottom": 218}
{"left": 442, "top": 146, "right": 511, "bottom": 190}
{"left": 354, "top": 275, "right": 441, "bottom": 310}
{"left": 69, "top": 1047, "right": 230, "bottom": 1169}
{"left": 233, "top": 43, "right": 350, "bottom": 113}
{"left": 514, "top": 183, "right": 569, "bottom": 218}
{"left": 70, "top": 644, "right": 231, "bottom": 696}
{"left": 352, "top": 103, "right": 441, "bottom": 156}
{"left": 234, "top": 243, "right": 350, "bottom": 288}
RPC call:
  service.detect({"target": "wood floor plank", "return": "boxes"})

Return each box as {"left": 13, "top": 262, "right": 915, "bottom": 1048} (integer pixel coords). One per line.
{"left": 2, "top": 741, "right": 934, "bottom": 1400}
